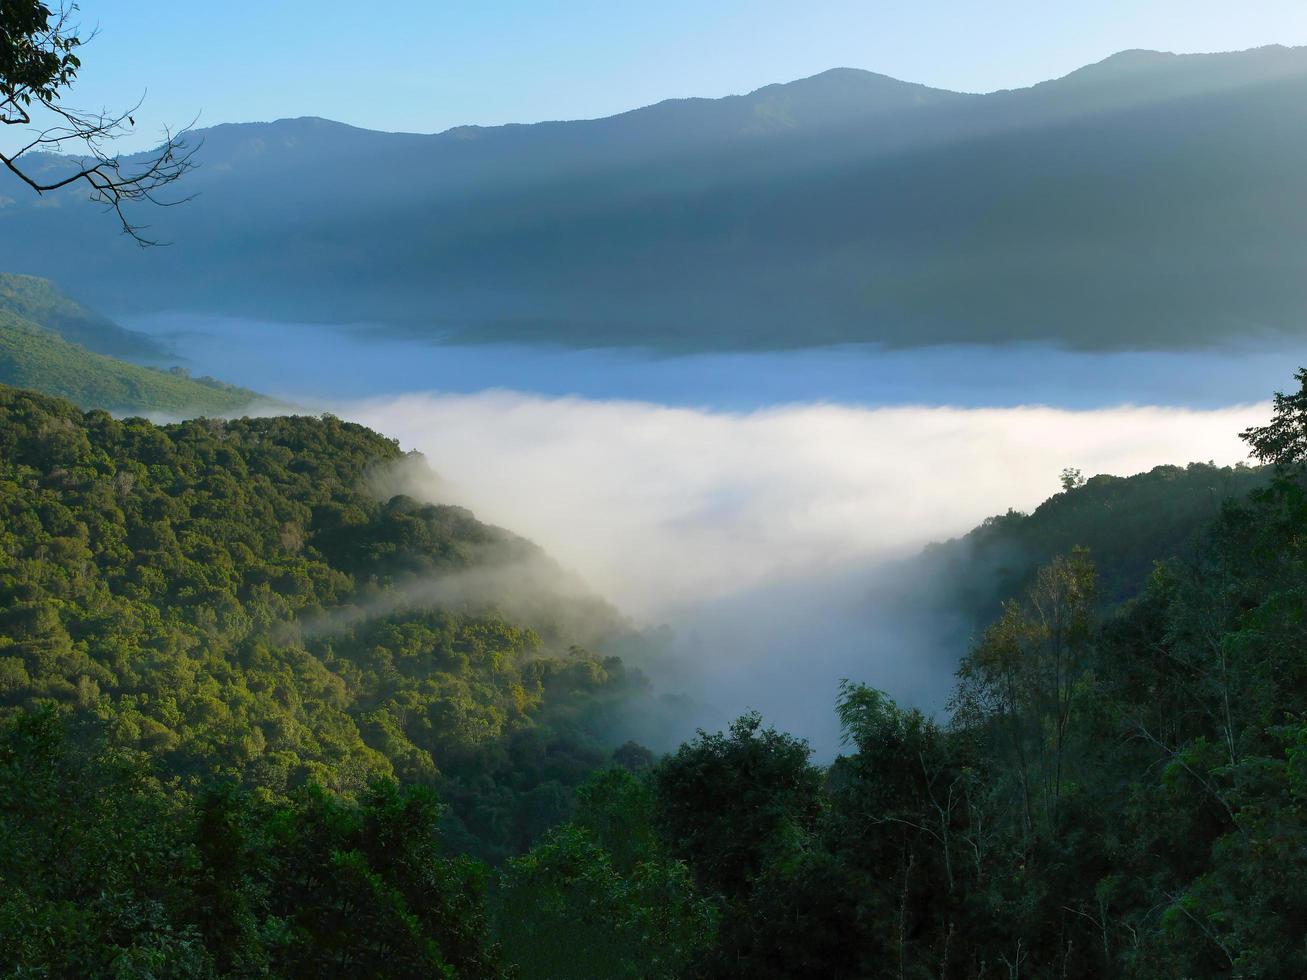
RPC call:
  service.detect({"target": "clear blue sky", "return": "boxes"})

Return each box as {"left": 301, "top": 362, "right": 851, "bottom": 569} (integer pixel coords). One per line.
{"left": 61, "top": 0, "right": 1307, "bottom": 144}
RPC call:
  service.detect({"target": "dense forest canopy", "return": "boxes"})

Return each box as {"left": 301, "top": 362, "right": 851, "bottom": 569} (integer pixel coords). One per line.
{"left": 0, "top": 385, "right": 661, "bottom": 864}
{"left": 923, "top": 458, "right": 1270, "bottom": 630}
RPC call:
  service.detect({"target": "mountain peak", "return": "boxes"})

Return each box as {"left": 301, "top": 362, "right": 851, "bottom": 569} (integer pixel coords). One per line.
{"left": 1052, "top": 43, "right": 1307, "bottom": 90}
{"left": 607, "top": 65, "right": 966, "bottom": 138}
{"left": 1094, "top": 48, "right": 1175, "bottom": 68}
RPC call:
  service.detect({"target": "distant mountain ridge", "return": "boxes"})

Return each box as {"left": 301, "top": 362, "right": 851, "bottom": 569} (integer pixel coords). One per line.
{"left": 3, "top": 45, "right": 1307, "bottom": 350}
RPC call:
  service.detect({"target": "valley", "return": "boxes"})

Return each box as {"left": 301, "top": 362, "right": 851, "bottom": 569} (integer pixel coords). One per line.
{"left": 2, "top": 10, "right": 1306, "bottom": 973}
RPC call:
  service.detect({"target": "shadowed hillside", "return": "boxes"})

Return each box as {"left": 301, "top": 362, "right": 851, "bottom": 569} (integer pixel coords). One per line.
{"left": 0, "top": 273, "right": 163, "bottom": 358}
{"left": 0, "top": 309, "right": 259, "bottom": 414}
{"left": 3, "top": 47, "right": 1307, "bottom": 351}
{"left": 0, "top": 275, "right": 259, "bottom": 415}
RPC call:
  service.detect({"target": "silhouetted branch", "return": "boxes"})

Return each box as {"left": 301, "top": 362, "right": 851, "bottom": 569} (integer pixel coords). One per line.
{"left": 0, "top": 1, "right": 196, "bottom": 244}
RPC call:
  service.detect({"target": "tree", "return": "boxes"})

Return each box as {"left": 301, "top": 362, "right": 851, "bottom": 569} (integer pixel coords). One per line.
{"left": 953, "top": 548, "right": 1097, "bottom": 839}
{"left": 0, "top": 1, "right": 195, "bottom": 243}
{"left": 653, "top": 712, "right": 823, "bottom": 900}
{"left": 496, "top": 768, "right": 715, "bottom": 980}
{"left": 1060, "top": 467, "right": 1086, "bottom": 491}
{"left": 1241, "top": 367, "right": 1307, "bottom": 467}
{"left": 0, "top": 707, "right": 215, "bottom": 976}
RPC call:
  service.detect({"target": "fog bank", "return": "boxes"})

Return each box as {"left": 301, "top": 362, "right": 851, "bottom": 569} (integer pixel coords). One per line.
{"left": 339, "top": 391, "right": 1265, "bottom": 752}
{"left": 347, "top": 393, "right": 1262, "bottom": 614}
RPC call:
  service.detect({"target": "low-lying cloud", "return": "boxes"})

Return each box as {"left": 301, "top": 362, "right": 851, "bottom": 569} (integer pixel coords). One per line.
{"left": 347, "top": 393, "right": 1262, "bottom": 612}
{"left": 340, "top": 391, "right": 1266, "bottom": 753}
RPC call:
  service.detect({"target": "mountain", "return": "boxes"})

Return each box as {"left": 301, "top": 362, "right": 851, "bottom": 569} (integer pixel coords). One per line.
{"left": 0, "top": 275, "right": 259, "bottom": 414}
{"left": 2, "top": 46, "right": 1307, "bottom": 349}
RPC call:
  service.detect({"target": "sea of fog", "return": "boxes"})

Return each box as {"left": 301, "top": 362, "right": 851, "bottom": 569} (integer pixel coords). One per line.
{"left": 128, "top": 313, "right": 1294, "bottom": 753}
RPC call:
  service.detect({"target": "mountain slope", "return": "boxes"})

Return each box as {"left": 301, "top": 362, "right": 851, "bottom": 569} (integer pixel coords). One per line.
{"left": 0, "top": 384, "right": 654, "bottom": 863}
{"left": 0, "top": 309, "right": 258, "bottom": 414}
{"left": 921, "top": 459, "right": 1271, "bottom": 635}
{"left": 3, "top": 46, "right": 1307, "bottom": 350}
{"left": 0, "top": 273, "right": 162, "bottom": 358}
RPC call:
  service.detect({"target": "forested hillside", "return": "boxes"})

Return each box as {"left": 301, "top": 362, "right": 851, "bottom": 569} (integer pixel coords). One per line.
{"left": 4, "top": 377, "right": 1305, "bottom": 976}
{"left": 925, "top": 460, "right": 1270, "bottom": 633}
{"left": 0, "top": 386, "right": 656, "bottom": 862}
{"left": 0, "top": 273, "right": 162, "bottom": 359}
{"left": 0, "top": 273, "right": 258, "bottom": 415}
{"left": 0, "top": 310, "right": 258, "bottom": 415}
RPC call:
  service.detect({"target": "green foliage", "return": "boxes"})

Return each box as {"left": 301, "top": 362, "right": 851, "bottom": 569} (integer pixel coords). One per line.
{"left": 1242, "top": 366, "right": 1307, "bottom": 466}
{"left": 497, "top": 761, "right": 728, "bottom": 977}
{"left": 929, "top": 459, "right": 1268, "bottom": 624}
{"left": 700, "top": 848, "right": 870, "bottom": 980}
{"left": 653, "top": 711, "right": 822, "bottom": 900}
{"left": 497, "top": 805, "right": 715, "bottom": 979}
{"left": 0, "top": 2, "right": 80, "bottom": 110}
{"left": 953, "top": 548, "right": 1097, "bottom": 839}
{"left": 0, "top": 708, "right": 506, "bottom": 977}
{"left": 248, "top": 780, "right": 502, "bottom": 977}
{"left": 0, "top": 385, "right": 649, "bottom": 865}
{"left": 0, "top": 706, "right": 211, "bottom": 976}
{"left": 1059, "top": 466, "right": 1086, "bottom": 491}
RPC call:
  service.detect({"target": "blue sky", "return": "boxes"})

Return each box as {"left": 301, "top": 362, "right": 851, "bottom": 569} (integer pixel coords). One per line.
{"left": 49, "top": 1, "right": 1307, "bottom": 143}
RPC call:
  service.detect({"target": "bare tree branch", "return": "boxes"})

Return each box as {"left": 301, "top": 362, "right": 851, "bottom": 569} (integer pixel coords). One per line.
{"left": 0, "top": 1, "right": 196, "bottom": 244}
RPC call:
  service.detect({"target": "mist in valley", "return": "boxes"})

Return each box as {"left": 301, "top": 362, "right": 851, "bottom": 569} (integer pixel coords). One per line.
{"left": 125, "top": 311, "right": 1280, "bottom": 753}
{"left": 342, "top": 389, "right": 1262, "bottom": 754}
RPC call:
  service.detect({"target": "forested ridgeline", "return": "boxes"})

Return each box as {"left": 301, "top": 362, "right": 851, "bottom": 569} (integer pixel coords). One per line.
{"left": 0, "top": 384, "right": 661, "bottom": 863}
{"left": 923, "top": 459, "right": 1270, "bottom": 631}
{"left": 495, "top": 380, "right": 1307, "bottom": 978}
{"left": 5, "top": 377, "right": 1307, "bottom": 976}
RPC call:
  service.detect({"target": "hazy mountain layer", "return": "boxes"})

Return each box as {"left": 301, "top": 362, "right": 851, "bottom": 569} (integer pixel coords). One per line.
{"left": 3, "top": 46, "right": 1307, "bottom": 350}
